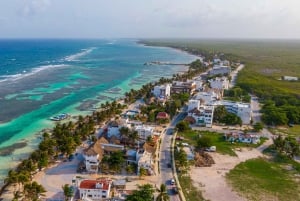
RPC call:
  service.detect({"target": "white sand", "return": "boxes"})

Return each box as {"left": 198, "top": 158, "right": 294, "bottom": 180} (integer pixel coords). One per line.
{"left": 190, "top": 138, "right": 273, "bottom": 201}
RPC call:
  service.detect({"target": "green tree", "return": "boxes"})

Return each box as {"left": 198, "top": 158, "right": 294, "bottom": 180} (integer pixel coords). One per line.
{"left": 197, "top": 136, "right": 212, "bottom": 149}
{"left": 107, "top": 151, "right": 125, "bottom": 172}
{"left": 156, "top": 184, "right": 169, "bottom": 201}
{"left": 176, "top": 121, "right": 190, "bottom": 132}
{"left": 23, "top": 181, "right": 46, "bottom": 201}
{"left": 139, "top": 167, "right": 148, "bottom": 178}
{"left": 273, "top": 135, "right": 285, "bottom": 153}
{"left": 126, "top": 184, "right": 155, "bottom": 201}
{"left": 62, "top": 184, "right": 73, "bottom": 201}
{"left": 213, "top": 105, "right": 227, "bottom": 123}
{"left": 253, "top": 122, "right": 263, "bottom": 132}
{"left": 284, "top": 137, "right": 300, "bottom": 158}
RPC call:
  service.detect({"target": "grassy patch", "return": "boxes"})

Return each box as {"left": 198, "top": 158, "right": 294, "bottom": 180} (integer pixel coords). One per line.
{"left": 270, "top": 125, "right": 300, "bottom": 138}
{"left": 178, "top": 175, "right": 205, "bottom": 201}
{"left": 226, "top": 158, "right": 300, "bottom": 201}
{"left": 178, "top": 130, "right": 266, "bottom": 156}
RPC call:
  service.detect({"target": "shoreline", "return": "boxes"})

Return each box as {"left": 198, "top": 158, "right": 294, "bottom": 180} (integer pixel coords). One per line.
{"left": 0, "top": 42, "right": 198, "bottom": 198}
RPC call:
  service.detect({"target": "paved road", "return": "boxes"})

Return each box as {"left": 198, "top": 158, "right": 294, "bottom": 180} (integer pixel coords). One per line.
{"left": 158, "top": 110, "right": 187, "bottom": 201}
{"left": 251, "top": 95, "right": 261, "bottom": 124}
{"left": 229, "top": 64, "right": 244, "bottom": 88}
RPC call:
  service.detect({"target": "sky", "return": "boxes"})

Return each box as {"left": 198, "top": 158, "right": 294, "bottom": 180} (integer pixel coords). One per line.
{"left": 0, "top": 0, "right": 300, "bottom": 39}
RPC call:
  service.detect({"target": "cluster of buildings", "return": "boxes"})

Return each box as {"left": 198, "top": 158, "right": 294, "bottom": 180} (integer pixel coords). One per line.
{"left": 150, "top": 56, "right": 252, "bottom": 128}
{"left": 184, "top": 57, "right": 252, "bottom": 127}
{"left": 63, "top": 55, "right": 253, "bottom": 201}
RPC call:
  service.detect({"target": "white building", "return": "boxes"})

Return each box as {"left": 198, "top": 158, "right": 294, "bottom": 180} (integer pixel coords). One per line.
{"left": 209, "top": 77, "right": 229, "bottom": 90}
{"left": 188, "top": 105, "right": 214, "bottom": 127}
{"left": 193, "top": 91, "right": 220, "bottom": 105}
{"left": 282, "top": 76, "right": 298, "bottom": 81}
{"left": 83, "top": 137, "right": 108, "bottom": 173}
{"left": 213, "top": 101, "right": 252, "bottom": 124}
{"left": 107, "top": 119, "right": 129, "bottom": 138}
{"left": 134, "top": 125, "right": 154, "bottom": 141}
{"left": 188, "top": 100, "right": 200, "bottom": 111}
{"left": 152, "top": 84, "right": 171, "bottom": 98}
{"left": 136, "top": 150, "right": 154, "bottom": 175}
{"left": 78, "top": 179, "right": 112, "bottom": 200}
{"left": 209, "top": 65, "right": 231, "bottom": 76}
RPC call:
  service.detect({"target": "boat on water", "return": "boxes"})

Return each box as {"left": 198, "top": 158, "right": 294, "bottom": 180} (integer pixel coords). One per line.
{"left": 49, "top": 113, "right": 70, "bottom": 121}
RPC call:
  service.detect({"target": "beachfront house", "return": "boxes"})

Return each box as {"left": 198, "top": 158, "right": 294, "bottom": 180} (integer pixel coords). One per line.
{"left": 107, "top": 119, "right": 129, "bottom": 138}
{"left": 83, "top": 137, "right": 108, "bottom": 173}
{"left": 171, "top": 80, "right": 196, "bottom": 95}
{"left": 83, "top": 137, "right": 124, "bottom": 173}
{"left": 78, "top": 178, "right": 112, "bottom": 199}
{"left": 152, "top": 84, "right": 171, "bottom": 98}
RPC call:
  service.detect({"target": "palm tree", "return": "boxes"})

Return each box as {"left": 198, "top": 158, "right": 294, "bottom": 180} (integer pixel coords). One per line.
{"left": 23, "top": 181, "right": 46, "bottom": 201}
{"left": 156, "top": 184, "right": 169, "bottom": 201}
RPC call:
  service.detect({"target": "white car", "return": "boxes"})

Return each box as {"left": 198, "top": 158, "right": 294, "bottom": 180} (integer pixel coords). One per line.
{"left": 170, "top": 179, "right": 175, "bottom": 185}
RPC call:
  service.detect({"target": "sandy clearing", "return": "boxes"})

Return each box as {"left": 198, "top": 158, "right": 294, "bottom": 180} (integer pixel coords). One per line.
{"left": 190, "top": 138, "right": 273, "bottom": 201}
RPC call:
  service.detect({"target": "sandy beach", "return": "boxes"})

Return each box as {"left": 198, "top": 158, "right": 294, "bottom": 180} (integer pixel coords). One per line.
{"left": 190, "top": 138, "right": 273, "bottom": 201}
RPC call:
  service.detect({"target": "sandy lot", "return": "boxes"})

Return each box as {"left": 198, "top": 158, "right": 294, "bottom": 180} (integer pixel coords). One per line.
{"left": 190, "top": 139, "right": 273, "bottom": 201}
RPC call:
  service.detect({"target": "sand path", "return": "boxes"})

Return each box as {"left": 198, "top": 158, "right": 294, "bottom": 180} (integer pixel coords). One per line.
{"left": 191, "top": 138, "right": 273, "bottom": 201}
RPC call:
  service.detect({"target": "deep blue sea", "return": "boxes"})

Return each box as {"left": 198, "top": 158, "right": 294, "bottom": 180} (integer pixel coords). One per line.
{"left": 0, "top": 39, "right": 198, "bottom": 184}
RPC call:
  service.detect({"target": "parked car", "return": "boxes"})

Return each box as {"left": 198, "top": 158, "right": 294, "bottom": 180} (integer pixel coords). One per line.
{"left": 167, "top": 163, "right": 172, "bottom": 168}
{"left": 68, "top": 154, "right": 75, "bottom": 161}
{"left": 176, "top": 136, "right": 184, "bottom": 141}
{"left": 170, "top": 179, "right": 175, "bottom": 185}
{"left": 205, "top": 146, "right": 216, "bottom": 152}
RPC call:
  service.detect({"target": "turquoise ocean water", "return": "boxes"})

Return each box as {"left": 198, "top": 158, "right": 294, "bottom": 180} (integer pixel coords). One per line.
{"left": 0, "top": 39, "right": 198, "bottom": 184}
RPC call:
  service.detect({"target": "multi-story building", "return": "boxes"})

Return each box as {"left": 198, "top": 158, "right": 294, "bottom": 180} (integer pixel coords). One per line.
{"left": 209, "top": 77, "right": 229, "bottom": 90}
{"left": 134, "top": 125, "right": 154, "bottom": 141}
{"left": 83, "top": 137, "right": 108, "bottom": 173}
{"left": 187, "top": 105, "right": 214, "bottom": 128}
{"left": 152, "top": 84, "right": 171, "bottom": 98}
{"left": 83, "top": 137, "right": 124, "bottom": 173}
{"left": 193, "top": 90, "right": 220, "bottom": 105}
{"left": 171, "top": 81, "right": 196, "bottom": 95}
{"left": 213, "top": 101, "right": 252, "bottom": 124}
{"left": 188, "top": 100, "right": 200, "bottom": 111}
{"left": 78, "top": 179, "right": 112, "bottom": 200}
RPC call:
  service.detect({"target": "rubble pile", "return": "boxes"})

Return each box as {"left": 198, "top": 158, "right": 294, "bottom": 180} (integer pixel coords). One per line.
{"left": 194, "top": 151, "right": 215, "bottom": 167}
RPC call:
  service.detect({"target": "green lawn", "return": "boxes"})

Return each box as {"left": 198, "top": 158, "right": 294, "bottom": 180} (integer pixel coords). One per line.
{"left": 270, "top": 125, "right": 300, "bottom": 138}
{"left": 178, "top": 130, "right": 266, "bottom": 156}
{"left": 226, "top": 158, "right": 300, "bottom": 201}
{"left": 177, "top": 175, "right": 206, "bottom": 201}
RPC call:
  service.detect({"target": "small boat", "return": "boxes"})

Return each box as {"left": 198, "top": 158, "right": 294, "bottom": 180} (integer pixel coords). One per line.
{"left": 49, "top": 113, "right": 70, "bottom": 121}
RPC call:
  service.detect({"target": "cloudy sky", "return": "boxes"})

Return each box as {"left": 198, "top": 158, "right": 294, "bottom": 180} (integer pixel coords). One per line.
{"left": 0, "top": 0, "right": 300, "bottom": 38}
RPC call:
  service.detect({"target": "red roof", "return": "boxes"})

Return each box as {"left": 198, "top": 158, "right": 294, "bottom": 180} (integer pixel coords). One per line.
{"left": 79, "top": 179, "right": 111, "bottom": 190}
{"left": 156, "top": 112, "right": 169, "bottom": 119}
